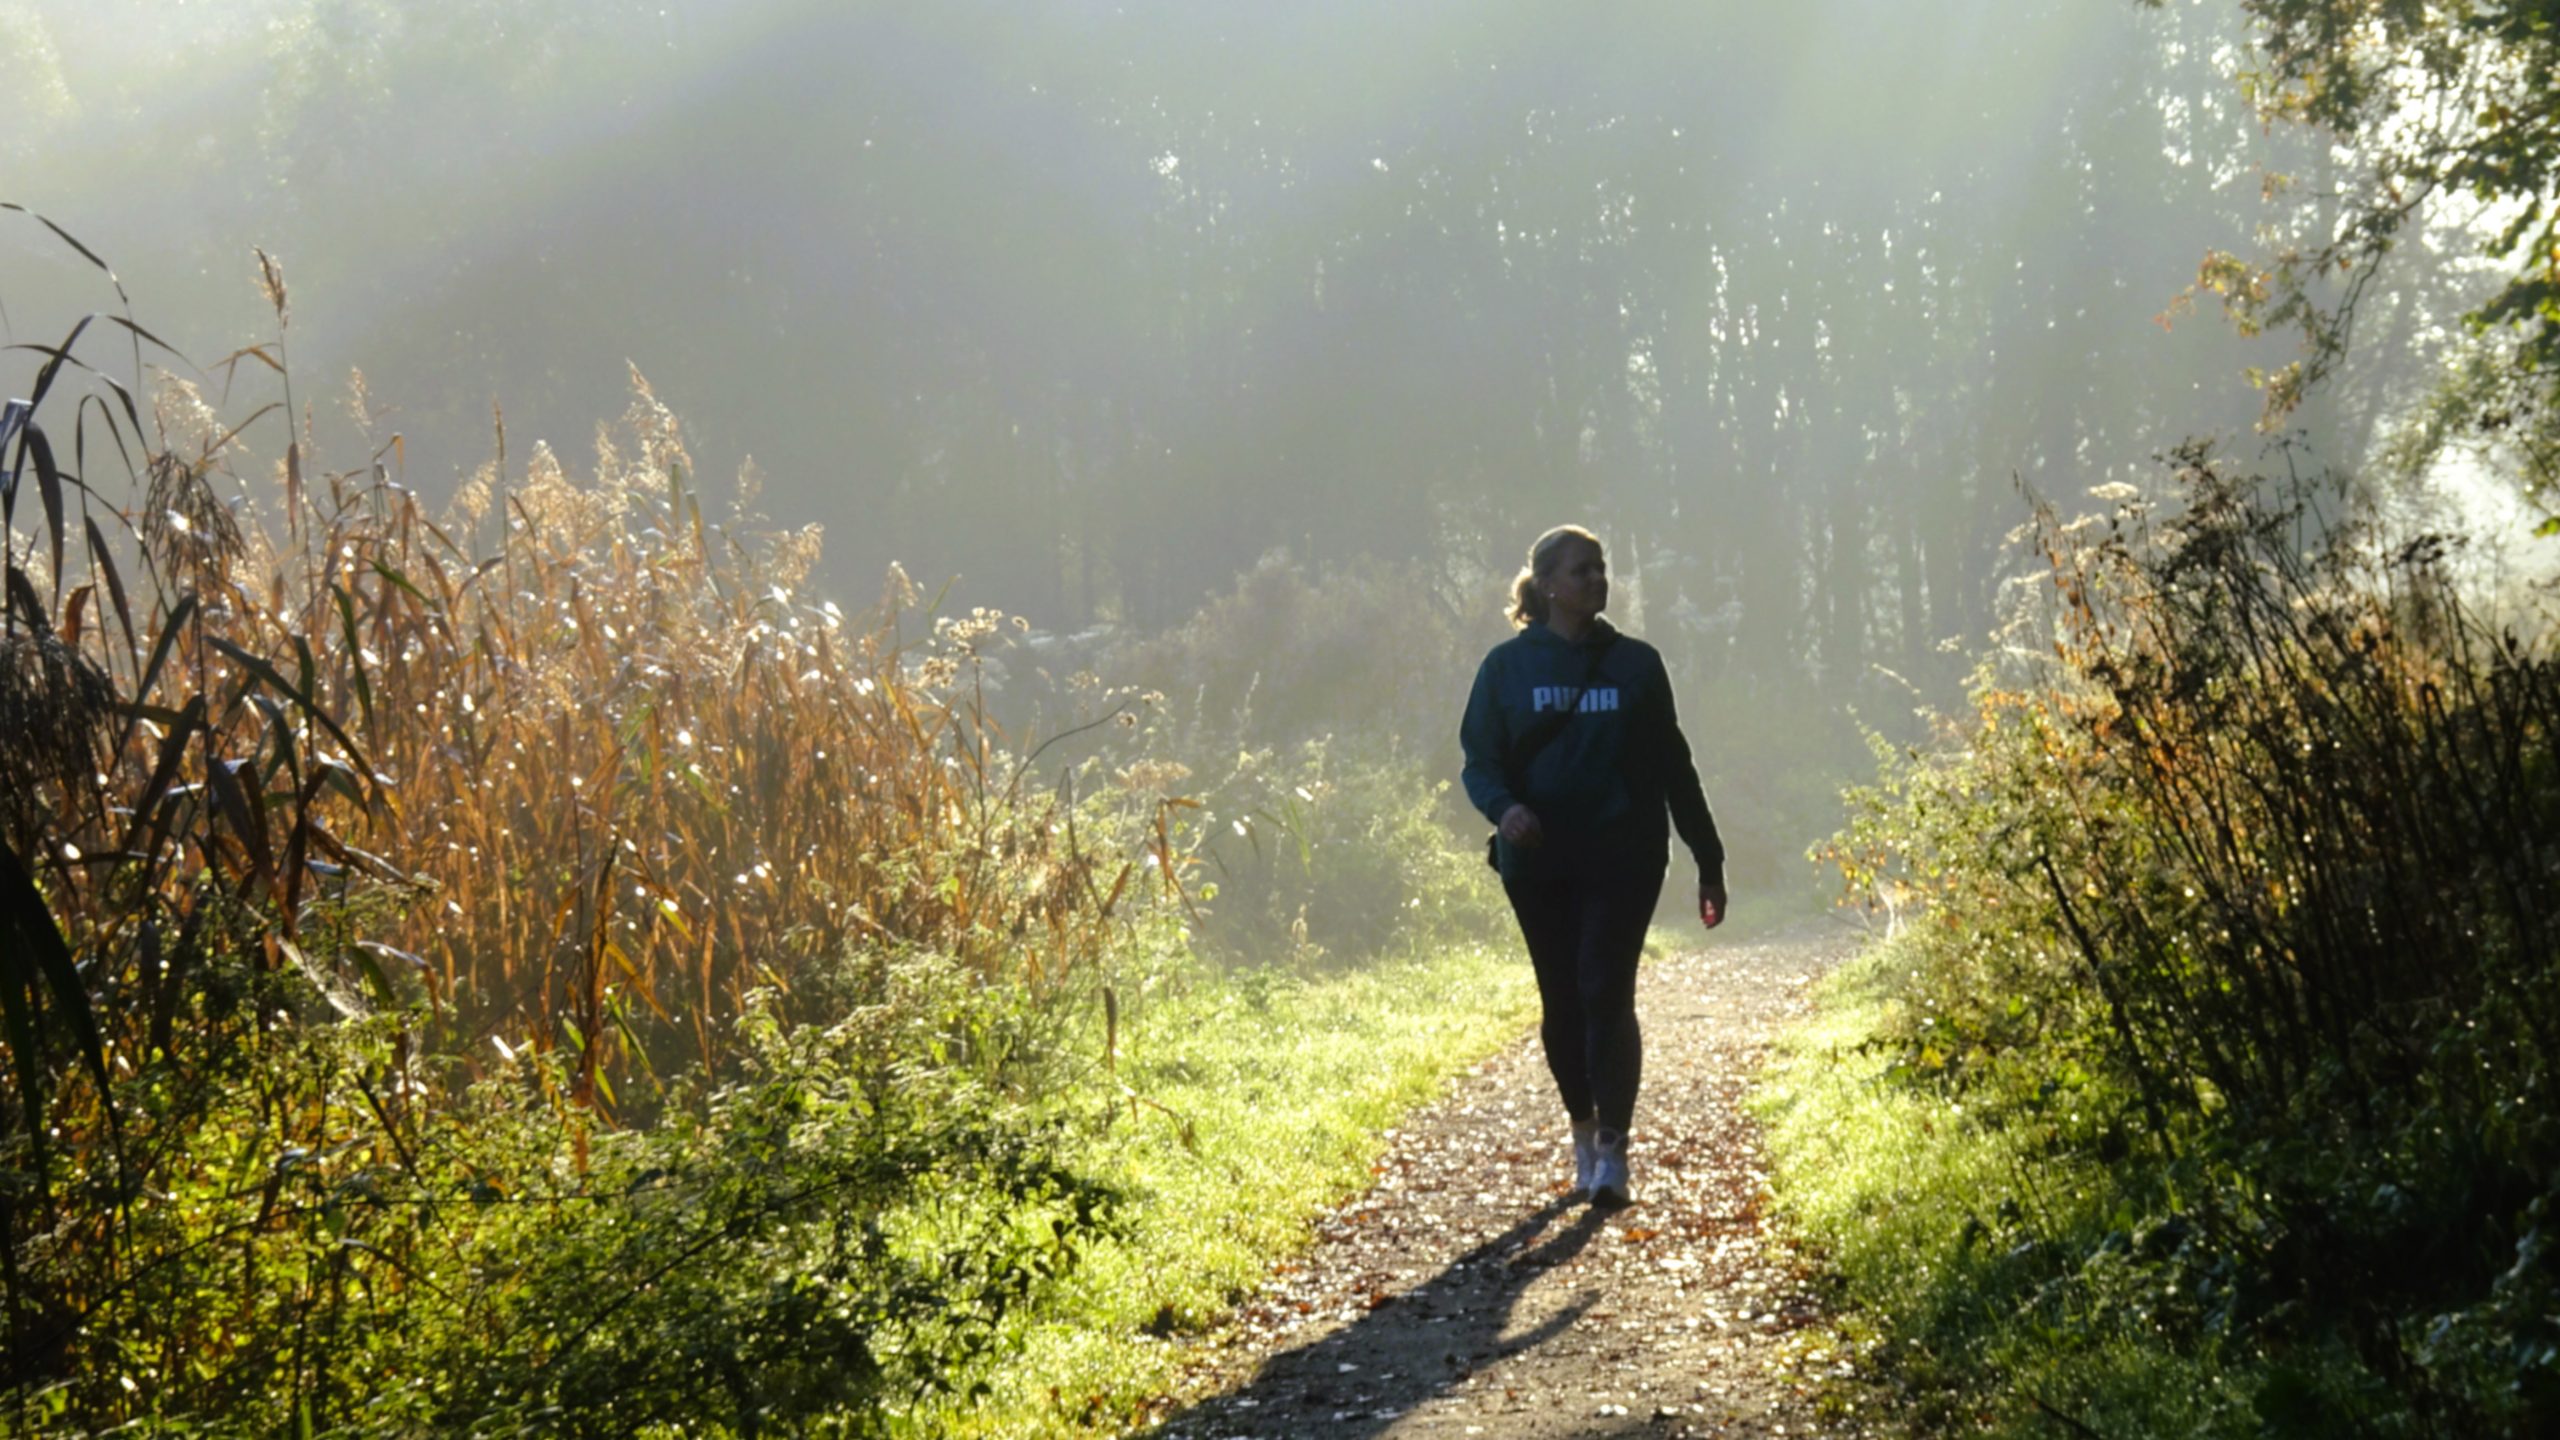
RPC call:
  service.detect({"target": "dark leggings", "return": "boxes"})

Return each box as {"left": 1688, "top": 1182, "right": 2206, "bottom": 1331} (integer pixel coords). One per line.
{"left": 1503, "top": 854, "right": 1665, "bottom": 1133}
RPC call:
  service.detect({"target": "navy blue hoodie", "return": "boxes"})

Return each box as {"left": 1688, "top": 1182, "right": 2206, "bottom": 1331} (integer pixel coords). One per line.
{"left": 1458, "top": 618, "right": 1724, "bottom": 884}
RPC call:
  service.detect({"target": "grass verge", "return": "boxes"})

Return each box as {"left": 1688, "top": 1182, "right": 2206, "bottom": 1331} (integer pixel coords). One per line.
{"left": 1753, "top": 935, "right": 2254, "bottom": 1437}
{"left": 915, "top": 934, "right": 1539, "bottom": 1437}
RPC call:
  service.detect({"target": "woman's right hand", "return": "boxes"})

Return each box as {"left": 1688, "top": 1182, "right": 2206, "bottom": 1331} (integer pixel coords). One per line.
{"left": 1497, "top": 803, "right": 1544, "bottom": 849}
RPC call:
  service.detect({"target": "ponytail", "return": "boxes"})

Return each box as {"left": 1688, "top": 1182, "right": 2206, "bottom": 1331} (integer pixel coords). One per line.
{"left": 1506, "top": 524, "right": 1600, "bottom": 629}
{"left": 1508, "top": 569, "right": 1547, "bottom": 629}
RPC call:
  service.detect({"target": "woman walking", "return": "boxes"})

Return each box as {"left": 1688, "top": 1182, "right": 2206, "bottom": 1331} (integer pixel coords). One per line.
{"left": 1459, "top": 524, "right": 1726, "bottom": 1207}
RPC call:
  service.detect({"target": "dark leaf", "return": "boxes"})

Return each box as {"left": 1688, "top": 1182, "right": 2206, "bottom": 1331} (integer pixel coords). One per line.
{"left": 205, "top": 635, "right": 380, "bottom": 795}
{"left": 0, "top": 836, "right": 118, "bottom": 1186}
{"left": 206, "top": 756, "right": 275, "bottom": 888}
{"left": 86, "top": 516, "right": 134, "bottom": 663}
{"left": 118, "top": 696, "right": 204, "bottom": 867}
{"left": 20, "top": 314, "right": 97, "bottom": 417}
{"left": 25, "top": 422, "right": 64, "bottom": 603}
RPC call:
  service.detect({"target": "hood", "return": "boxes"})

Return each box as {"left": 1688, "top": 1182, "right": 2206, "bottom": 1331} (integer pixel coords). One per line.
{"left": 1523, "top": 616, "right": 1621, "bottom": 650}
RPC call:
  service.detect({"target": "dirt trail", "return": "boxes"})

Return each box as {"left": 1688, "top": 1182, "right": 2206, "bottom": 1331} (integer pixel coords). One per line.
{"left": 1139, "top": 921, "right": 1882, "bottom": 1440}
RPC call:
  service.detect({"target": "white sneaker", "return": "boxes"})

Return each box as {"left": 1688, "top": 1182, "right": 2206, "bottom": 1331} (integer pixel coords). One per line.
{"left": 1570, "top": 1120, "right": 1600, "bottom": 1197}
{"left": 1589, "top": 1128, "right": 1631, "bottom": 1207}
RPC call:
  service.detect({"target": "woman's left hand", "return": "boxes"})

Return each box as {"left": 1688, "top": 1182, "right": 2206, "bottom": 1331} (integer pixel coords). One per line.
{"left": 1698, "top": 881, "right": 1728, "bottom": 929}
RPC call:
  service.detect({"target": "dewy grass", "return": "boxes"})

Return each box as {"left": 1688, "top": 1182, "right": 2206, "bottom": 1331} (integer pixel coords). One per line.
{"left": 1754, "top": 938, "right": 2252, "bottom": 1438}
{"left": 915, "top": 934, "right": 1537, "bottom": 1438}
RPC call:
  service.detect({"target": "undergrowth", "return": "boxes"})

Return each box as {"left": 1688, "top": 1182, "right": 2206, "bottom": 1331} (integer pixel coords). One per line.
{"left": 1768, "top": 449, "right": 2560, "bottom": 1437}
{"left": 0, "top": 215, "right": 1517, "bottom": 1435}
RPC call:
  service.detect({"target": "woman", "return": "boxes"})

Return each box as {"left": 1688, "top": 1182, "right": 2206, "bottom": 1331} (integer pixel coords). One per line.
{"left": 1459, "top": 524, "right": 1726, "bottom": 1207}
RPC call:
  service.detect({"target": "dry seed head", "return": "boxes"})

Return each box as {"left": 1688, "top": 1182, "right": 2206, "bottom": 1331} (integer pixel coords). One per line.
{"left": 253, "top": 247, "right": 289, "bottom": 324}
{"left": 768, "top": 523, "right": 824, "bottom": 593}
{"left": 512, "top": 442, "right": 603, "bottom": 539}
{"left": 345, "top": 367, "right": 373, "bottom": 434}
{"left": 619, "top": 364, "right": 686, "bottom": 479}
{"left": 236, "top": 515, "right": 279, "bottom": 582}
{"left": 153, "top": 375, "right": 225, "bottom": 457}
{"left": 451, "top": 462, "right": 495, "bottom": 529}
{"left": 936, "top": 608, "right": 1003, "bottom": 649}
{"left": 589, "top": 423, "right": 625, "bottom": 499}
{"left": 518, "top": 446, "right": 569, "bottom": 511}
{"left": 1117, "top": 759, "right": 1193, "bottom": 794}
{"left": 881, "top": 561, "right": 919, "bottom": 612}
{"left": 0, "top": 629, "right": 115, "bottom": 841}
{"left": 143, "top": 450, "right": 245, "bottom": 582}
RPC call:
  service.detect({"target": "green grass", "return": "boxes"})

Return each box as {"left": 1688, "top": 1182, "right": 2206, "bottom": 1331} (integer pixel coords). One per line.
{"left": 928, "top": 887, "right": 1817, "bottom": 1437}
{"left": 1753, "top": 935, "right": 2257, "bottom": 1438}
{"left": 911, "top": 935, "right": 1540, "bottom": 1437}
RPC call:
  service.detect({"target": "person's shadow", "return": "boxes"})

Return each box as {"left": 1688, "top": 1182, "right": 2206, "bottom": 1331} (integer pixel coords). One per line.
{"left": 1143, "top": 1194, "right": 1625, "bottom": 1438}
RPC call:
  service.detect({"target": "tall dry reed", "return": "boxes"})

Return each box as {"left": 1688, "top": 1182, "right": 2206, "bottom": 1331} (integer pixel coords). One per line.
{"left": 0, "top": 222, "right": 1173, "bottom": 1302}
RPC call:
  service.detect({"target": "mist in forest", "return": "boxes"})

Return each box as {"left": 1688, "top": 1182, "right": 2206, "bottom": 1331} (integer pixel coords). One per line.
{"left": 0, "top": 0, "right": 2493, "bottom": 856}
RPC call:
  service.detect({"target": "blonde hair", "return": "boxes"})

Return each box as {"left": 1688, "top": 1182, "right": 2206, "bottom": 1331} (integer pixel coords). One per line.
{"left": 1507, "top": 524, "right": 1602, "bottom": 628}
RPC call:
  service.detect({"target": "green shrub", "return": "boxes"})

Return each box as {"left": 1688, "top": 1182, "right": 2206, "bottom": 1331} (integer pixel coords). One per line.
{"left": 1073, "top": 551, "right": 1511, "bottom": 967}
{"left": 17, "top": 945, "right": 1117, "bottom": 1439}
{"left": 1161, "top": 734, "right": 1504, "bottom": 968}
{"left": 1781, "top": 451, "right": 2560, "bottom": 1436}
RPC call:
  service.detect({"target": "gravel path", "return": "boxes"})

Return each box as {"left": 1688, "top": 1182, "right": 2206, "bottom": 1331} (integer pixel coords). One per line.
{"left": 1138, "top": 920, "right": 1883, "bottom": 1440}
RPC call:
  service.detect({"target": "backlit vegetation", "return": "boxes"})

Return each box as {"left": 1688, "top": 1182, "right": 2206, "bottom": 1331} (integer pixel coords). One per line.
{"left": 1774, "top": 452, "right": 2560, "bottom": 1434}
{"left": 0, "top": 228, "right": 1296, "bottom": 1433}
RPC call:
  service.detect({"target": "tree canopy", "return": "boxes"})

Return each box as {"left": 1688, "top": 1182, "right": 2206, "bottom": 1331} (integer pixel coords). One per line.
{"left": 2183, "top": 0, "right": 2560, "bottom": 494}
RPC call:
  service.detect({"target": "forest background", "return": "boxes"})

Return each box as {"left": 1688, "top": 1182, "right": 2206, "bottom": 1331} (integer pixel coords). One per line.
{"left": 2, "top": 0, "right": 2554, "bottom": 1434}
{"left": 4, "top": 0, "right": 2394, "bottom": 883}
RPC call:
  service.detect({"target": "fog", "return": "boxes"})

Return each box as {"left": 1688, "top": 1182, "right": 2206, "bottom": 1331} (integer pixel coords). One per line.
{"left": 0, "top": 0, "right": 2489, "bottom": 795}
